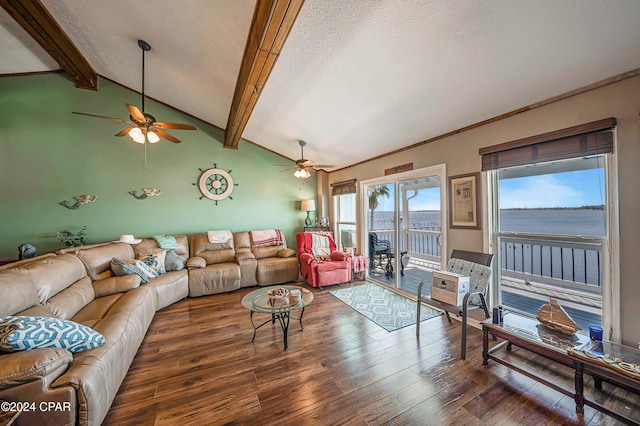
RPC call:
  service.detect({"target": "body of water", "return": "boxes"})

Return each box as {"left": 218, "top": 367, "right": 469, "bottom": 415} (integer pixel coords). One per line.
{"left": 371, "top": 209, "right": 606, "bottom": 237}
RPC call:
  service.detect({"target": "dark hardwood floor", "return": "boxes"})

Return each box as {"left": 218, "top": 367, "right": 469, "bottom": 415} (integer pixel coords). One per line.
{"left": 104, "top": 282, "right": 638, "bottom": 425}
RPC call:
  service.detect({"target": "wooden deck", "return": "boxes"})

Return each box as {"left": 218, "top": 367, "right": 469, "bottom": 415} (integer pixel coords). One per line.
{"left": 369, "top": 259, "right": 602, "bottom": 330}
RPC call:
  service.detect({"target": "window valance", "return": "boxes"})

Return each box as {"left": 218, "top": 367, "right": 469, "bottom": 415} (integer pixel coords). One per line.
{"left": 331, "top": 179, "right": 357, "bottom": 195}
{"left": 479, "top": 117, "right": 616, "bottom": 171}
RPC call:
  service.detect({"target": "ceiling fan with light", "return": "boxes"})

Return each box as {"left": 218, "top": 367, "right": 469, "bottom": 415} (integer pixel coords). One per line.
{"left": 275, "top": 140, "right": 335, "bottom": 179}
{"left": 72, "top": 40, "right": 196, "bottom": 149}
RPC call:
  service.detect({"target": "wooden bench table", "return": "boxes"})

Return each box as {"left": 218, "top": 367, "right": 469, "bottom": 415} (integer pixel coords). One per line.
{"left": 482, "top": 311, "right": 640, "bottom": 425}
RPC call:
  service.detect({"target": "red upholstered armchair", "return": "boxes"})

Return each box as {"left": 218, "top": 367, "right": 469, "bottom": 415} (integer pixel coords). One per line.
{"left": 296, "top": 232, "right": 352, "bottom": 288}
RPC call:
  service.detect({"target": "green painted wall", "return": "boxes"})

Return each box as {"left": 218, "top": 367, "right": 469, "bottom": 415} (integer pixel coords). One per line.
{"left": 0, "top": 73, "right": 317, "bottom": 259}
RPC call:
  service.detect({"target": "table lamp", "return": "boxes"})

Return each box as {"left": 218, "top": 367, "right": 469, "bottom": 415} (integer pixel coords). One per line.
{"left": 301, "top": 199, "right": 316, "bottom": 226}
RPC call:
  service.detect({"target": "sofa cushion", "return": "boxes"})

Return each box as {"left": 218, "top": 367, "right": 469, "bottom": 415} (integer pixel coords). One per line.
{"left": 0, "top": 347, "right": 72, "bottom": 388}
{"left": 0, "top": 270, "right": 39, "bottom": 316}
{"left": 146, "top": 271, "right": 189, "bottom": 310}
{"left": 111, "top": 258, "right": 154, "bottom": 284}
{"left": 0, "top": 316, "right": 106, "bottom": 354}
{"left": 253, "top": 245, "right": 284, "bottom": 260}
{"left": 16, "top": 254, "right": 87, "bottom": 303}
{"left": 77, "top": 243, "right": 134, "bottom": 281}
{"left": 92, "top": 275, "right": 141, "bottom": 298}
{"left": 190, "top": 234, "right": 235, "bottom": 263}
{"left": 165, "top": 250, "right": 186, "bottom": 271}
{"left": 255, "top": 257, "right": 299, "bottom": 285}
{"left": 278, "top": 248, "right": 296, "bottom": 258}
{"left": 137, "top": 251, "right": 166, "bottom": 275}
{"left": 44, "top": 277, "right": 95, "bottom": 320}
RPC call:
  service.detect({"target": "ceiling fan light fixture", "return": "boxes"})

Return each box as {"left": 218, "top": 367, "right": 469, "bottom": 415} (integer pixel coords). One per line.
{"left": 147, "top": 130, "right": 160, "bottom": 144}
{"left": 294, "top": 168, "right": 311, "bottom": 179}
{"left": 128, "top": 127, "right": 145, "bottom": 144}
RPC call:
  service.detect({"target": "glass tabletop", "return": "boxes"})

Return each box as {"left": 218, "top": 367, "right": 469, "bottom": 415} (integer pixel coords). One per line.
{"left": 485, "top": 310, "right": 591, "bottom": 352}
{"left": 241, "top": 285, "right": 314, "bottom": 314}
{"left": 572, "top": 339, "right": 640, "bottom": 367}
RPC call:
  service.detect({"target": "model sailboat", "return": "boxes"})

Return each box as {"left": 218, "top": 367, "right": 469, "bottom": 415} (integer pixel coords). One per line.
{"left": 536, "top": 298, "right": 581, "bottom": 335}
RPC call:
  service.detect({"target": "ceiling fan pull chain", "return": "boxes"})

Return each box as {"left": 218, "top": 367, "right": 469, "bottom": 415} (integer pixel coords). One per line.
{"left": 143, "top": 137, "right": 147, "bottom": 171}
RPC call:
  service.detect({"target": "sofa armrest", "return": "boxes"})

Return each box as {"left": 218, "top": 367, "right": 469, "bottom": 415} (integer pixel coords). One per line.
{"left": 92, "top": 275, "right": 141, "bottom": 297}
{"left": 235, "top": 251, "right": 255, "bottom": 263}
{"left": 330, "top": 251, "right": 349, "bottom": 261}
{"left": 277, "top": 248, "right": 296, "bottom": 258}
{"left": 187, "top": 256, "right": 206, "bottom": 269}
{"left": 300, "top": 253, "right": 316, "bottom": 265}
{"left": 0, "top": 349, "right": 72, "bottom": 390}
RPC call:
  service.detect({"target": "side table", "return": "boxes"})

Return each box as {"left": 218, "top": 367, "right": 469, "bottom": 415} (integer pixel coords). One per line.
{"left": 303, "top": 226, "right": 330, "bottom": 232}
{"left": 351, "top": 255, "right": 369, "bottom": 281}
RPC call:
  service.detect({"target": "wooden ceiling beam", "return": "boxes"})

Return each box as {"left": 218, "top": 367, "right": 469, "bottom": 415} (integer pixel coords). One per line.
{"left": 224, "top": 0, "right": 304, "bottom": 149}
{"left": 0, "top": 0, "right": 98, "bottom": 90}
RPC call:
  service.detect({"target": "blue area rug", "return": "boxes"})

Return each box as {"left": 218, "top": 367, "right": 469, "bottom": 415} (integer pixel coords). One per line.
{"left": 329, "top": 282, "right": 442, "bottom": 332}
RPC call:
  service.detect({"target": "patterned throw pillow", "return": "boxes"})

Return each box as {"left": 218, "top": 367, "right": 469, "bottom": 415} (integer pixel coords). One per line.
{"left": 0, "top": 316, "right": 106, "bottom": 354}
{"left": 164, "top": 250, "right": 186, "bottom": 271}
{"left": 137, "top": 251, "right": 166, "bottom": 275}
{"left": 126, "top": 259, "right": 159, "bottom": 279}
{"left": 111, "top": 257, "right": 157, "bottom": 284}
{"left": 153, "top": 235, "right": 179, "bottom": 250}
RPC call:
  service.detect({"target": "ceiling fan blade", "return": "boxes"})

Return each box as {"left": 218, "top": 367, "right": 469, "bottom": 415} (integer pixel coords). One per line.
{"left": 125, "top": 103, "right": 147, "bottom": 123}
{"left": 115, "top": 127, "right": 135, "bottom": 137}
{"left": 153, "top": 122, "right": 197, "bottom": 130}
{"left": 154, "top": 129, "right": 181, "bottom": 144}
{"left": 312, "top": 165, "right": 336, "bottom": 168}
{"left": 72, "top": 111, "right": 133, "bottom": 124}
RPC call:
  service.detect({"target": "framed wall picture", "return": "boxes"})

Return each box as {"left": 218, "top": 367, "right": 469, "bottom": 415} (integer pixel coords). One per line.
{"left": 449, "top": 172, "right": 480, "bottom": 230}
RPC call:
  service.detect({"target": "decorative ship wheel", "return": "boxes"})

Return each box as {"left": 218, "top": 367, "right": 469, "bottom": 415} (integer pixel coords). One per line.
{"left": 193, "top": 164, "right": 238, "bottom": 205}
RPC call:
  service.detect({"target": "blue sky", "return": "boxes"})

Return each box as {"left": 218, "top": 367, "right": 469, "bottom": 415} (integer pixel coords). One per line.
{"left": 371, "top": 168, "right": 605, "bottom": 211}
{"left": 499, "top": 169, "right": 605, "bottom": 209}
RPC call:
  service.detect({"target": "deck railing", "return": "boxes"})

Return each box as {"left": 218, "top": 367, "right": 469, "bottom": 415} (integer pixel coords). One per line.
{"left": 370, "top": 229, "right": 603, "bottom": 291}
{"left": 499, "top": 235, "right": 603, "bottom": 289}
{"left": 372, "top": 228, "right": 441, "bottom": 262}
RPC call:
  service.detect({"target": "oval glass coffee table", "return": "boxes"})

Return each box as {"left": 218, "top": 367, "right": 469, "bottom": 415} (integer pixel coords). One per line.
{"left": 241, "top": 285, "right": 314, "bottom": 350}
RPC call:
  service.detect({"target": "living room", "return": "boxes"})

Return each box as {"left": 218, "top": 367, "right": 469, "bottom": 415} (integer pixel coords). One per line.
{"left": 2, "top": 1, "right": 640, "bottom": 425}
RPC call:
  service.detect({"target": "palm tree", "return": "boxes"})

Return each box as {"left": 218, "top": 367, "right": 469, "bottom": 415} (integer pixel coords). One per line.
{"left": 368, "top": 185, "right": 390, "bottom": 230}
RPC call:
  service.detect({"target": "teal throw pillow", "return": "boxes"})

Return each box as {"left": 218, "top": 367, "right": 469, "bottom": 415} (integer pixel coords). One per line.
{"left": 164, "top": 250, "right": 186, "bottom": 271}
{"left": 0, "top": 316, "right": 106, "bottom": 353}
{"left": 111, "top": 257, "right": 153, "bottom": 284}
{"left": 153, "top": 235, "right": 179, "bottom": 249}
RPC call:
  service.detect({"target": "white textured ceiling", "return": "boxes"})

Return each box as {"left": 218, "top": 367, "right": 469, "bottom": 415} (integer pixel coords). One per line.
{"left": 2, "top": 0, "right": 640, "bottom": 170}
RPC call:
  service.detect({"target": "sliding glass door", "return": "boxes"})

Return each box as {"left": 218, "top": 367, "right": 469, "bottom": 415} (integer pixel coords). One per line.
{"left": 362, "top": 165, "right": 446, "bottom": 295}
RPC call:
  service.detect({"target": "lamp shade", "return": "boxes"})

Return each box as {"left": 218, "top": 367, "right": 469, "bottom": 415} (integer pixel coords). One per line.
{"left": 301, "top": 199, "right": 316, "bottom": 211}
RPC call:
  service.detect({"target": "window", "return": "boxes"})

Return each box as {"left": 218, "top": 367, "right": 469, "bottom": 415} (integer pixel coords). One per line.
{"left": 335, "top": 193, "right": 356, "bottom": 251}
{"left": 495, "top": 157, "right": 607, "bottom": 330}
{"left": 483, "top": 118, "right": 617, "bottom": 337}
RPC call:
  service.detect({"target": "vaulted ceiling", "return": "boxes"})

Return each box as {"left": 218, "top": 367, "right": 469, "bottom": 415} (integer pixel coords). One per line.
{"left": 2, "top": 0, "right": 640, "bottom": 171}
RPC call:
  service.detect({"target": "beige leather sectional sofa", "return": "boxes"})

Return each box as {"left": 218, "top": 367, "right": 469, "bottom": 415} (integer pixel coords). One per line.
{"left": 0, "top": 231, "right": 298, "bottom": 425}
